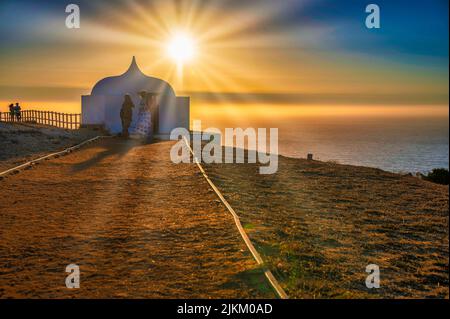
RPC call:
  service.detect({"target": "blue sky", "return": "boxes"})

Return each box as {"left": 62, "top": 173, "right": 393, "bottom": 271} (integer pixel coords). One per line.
{"left": 0, "top": 0, "right": 448, "bottom": 109}
{"left": 1, "top": 0, "right": 448, "bottom": 58}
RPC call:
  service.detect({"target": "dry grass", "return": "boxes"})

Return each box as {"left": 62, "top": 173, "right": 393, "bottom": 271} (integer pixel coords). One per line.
{"left": 1, "top": 128, "right": 447, "bottom": 299}
{"left": 0, "top": 122, "right": 101, "bottom": 171}
{"left": 203, "top": 150, "right": 449, "bottom": 299}
{"left": 0, "top": 139, "right": 274, "bottom": 298}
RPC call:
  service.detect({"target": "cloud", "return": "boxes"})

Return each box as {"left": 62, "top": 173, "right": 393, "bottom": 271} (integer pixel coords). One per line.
{"left": 0, "top": 85, "right": 88, "bottom": 101}
{"left": 1, "top": 85, "right": 447, "bottom": 106}
{"left": 185, "top": 91, "right": 449, "bottom": 105}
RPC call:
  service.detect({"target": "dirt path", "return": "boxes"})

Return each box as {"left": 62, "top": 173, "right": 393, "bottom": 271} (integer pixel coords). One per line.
{"left": 0, "top": 138, "right": 274, "bottom": 298}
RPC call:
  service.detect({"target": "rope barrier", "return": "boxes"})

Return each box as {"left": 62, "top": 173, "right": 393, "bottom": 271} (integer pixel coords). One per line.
{"left": 0, "top": 135, "right": 111, "bottom": 178}
{"left": 1, "top": 134, "right": 288, "bottom": 298}
{"left": 183, "top": 137, "right": 288, "bottom": 299}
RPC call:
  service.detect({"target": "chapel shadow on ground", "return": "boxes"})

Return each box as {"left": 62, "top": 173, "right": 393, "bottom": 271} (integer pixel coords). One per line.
{"left": 71, "top": 137, "right": 157, "bottom": 173}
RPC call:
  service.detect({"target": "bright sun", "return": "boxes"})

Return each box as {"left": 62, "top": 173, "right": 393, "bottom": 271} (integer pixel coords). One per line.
{"left": 167, "top": 33, "right": 196, "bottom": 64}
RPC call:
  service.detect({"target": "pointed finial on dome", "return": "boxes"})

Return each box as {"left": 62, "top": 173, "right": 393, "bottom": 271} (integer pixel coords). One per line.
{"left": 126, "top": 56, "right": 141, "bottom": 74}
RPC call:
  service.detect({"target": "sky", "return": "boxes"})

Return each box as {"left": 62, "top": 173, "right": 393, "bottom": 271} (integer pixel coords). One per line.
{"left": 0, "top": 0, "right": 448, "bottom": 115}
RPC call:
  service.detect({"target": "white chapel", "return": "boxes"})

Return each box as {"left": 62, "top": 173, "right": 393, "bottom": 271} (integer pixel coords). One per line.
{"left": 81, "top": 57, "right": 190, "bottom": 138}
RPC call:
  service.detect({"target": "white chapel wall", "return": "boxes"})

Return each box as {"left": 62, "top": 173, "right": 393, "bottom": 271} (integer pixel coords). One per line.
{"left": 81, "top": 95, "right": 106, "bottom": 125}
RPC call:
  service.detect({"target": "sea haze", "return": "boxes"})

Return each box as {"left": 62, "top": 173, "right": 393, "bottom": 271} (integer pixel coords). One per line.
{"left": 195, "top": 105, "right": 449, "bottom": 174}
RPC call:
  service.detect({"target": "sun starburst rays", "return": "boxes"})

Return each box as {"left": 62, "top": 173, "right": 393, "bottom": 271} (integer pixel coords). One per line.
{"left": 81, "top": 0, "right": 299, "bottom": 97}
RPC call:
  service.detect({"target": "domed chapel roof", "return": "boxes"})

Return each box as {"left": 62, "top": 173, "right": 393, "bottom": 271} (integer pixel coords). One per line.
{"left": 91, "top": 56, "right": 175, "bottom": 97}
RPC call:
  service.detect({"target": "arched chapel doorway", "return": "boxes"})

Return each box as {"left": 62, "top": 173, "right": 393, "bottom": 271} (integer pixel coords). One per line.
{"left": 147, "top": 93, "right": 159, "bottom": 134}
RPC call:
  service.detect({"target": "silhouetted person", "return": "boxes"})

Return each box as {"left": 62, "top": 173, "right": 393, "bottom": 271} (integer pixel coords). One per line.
{"left": 120, "top": 94, "right": 134, "bottom": 137}
{"left": 14, "top": 103, "right": 21, "bottom": 121}
{"left": 8, "top": 104, "right": 14, "bottom": 122}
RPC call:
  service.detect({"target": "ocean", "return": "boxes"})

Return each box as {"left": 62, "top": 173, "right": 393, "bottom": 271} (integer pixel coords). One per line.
{"left": 2, "top": 103, "right": 448, "bottom": 173}
{"left": 195, "top": 111, "right": 449, "bottom": 174}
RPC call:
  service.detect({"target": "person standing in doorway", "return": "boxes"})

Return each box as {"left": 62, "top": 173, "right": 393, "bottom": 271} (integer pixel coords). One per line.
{"left": 120, "top": 94, "right": 134, "bottom": 138}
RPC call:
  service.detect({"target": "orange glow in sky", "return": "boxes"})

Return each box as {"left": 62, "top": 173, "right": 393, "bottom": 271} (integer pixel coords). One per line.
{"left": 0, "top": 0, "right": 448, "bottom": 118}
